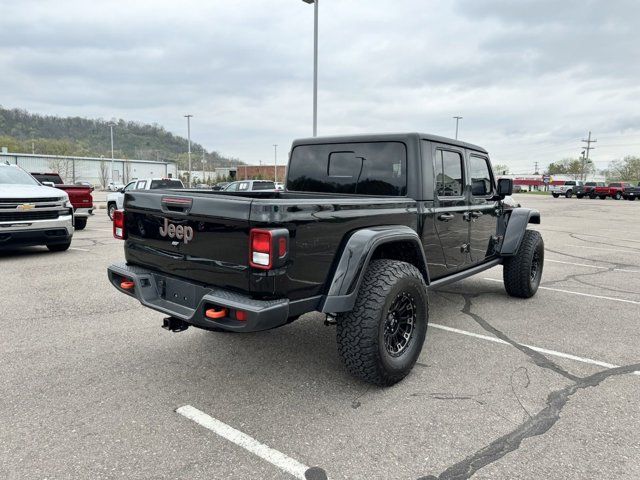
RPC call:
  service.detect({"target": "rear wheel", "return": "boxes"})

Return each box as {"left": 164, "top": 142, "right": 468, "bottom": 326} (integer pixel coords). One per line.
{"left": 47, "top": 241, "right": 71, "bottom": 252}
{"left": 599, "top": 195, "right": 607, "bottom": 200}
{"left": 503, "top": 230, "right": 544, "bottom": 299}
{"left": 630, "top": 197, "right": 637, "bottom": 201}
{"left": 614, "top": 192, "right": 622, "bottom": 200}
{"left": 552, "top": 193, "right": 559, "bottom": 198}
{"left": 336, "top": 259, "right": 428, "bottom": 386}
{"left": 108, "top": 203, "right": 117, "bottom": 220}
{"left": 74, "top": 217, "right": 87, "bottom": 230}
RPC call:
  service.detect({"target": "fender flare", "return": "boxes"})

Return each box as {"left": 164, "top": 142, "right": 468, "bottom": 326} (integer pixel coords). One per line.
{"left": 499, "top": 208, "right": 541, "bottom": 256}
{"left": 319, "top": 225, "right": 428, "bottom": 313}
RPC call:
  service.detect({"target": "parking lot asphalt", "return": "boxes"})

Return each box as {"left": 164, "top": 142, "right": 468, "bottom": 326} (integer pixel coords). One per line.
{"left": 1, "top": 194, "right": 638, "bottom": 480}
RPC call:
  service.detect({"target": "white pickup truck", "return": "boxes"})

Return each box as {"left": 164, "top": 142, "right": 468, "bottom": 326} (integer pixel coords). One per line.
{"left": 107, "top": 178, "right": 184, "bottom": 220}
{"left": 0, "top": 164, "right": 74, "bottom": 252}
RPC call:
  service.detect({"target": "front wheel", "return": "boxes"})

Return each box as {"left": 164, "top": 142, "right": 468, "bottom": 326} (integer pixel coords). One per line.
{"left": 614, "top": 192, "right": 622, "bottom": 200}
{"left": 576, "top": 194, "right": 584, "bottom": 199}
{"left": 599, "top": 195, "right": 607, "bottom": 200}
{"left": 503, "top": 230, "right": 544, "bottom": 299}
{"left": 552, "top": 193, "right": 560, "bottom": 198}
{"left": 107, "top": 203, "right": 117, "bottom": 220}
{"left": 336, "top": 259, "right": 428, "bottom": 386}
{"left": 565, "top": 190, "right": 573, "bottom": 198}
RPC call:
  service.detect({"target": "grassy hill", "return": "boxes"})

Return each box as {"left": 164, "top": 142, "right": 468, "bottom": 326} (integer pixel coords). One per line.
{"left": 0, "top": 107, "right": 243, "bottom": 169}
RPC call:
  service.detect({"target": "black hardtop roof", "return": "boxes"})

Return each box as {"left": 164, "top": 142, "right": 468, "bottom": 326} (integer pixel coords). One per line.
{"left": 291, "top": 132, "right": 488, "bottom": 154}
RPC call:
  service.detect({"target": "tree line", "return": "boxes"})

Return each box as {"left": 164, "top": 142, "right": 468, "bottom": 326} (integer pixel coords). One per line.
{"left": 0, "top": 107, "right": 245, "bottom": 170}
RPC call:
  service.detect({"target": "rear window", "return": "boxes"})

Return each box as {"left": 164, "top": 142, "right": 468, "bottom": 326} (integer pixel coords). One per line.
{"left": 585, "top": 182, "right": 596, "bottom": 186}
{"left": 32, "top": 173, "right": 63, "bottom": 184}
{"left": 565, "top": 181, "right": 576, "bottom": 186}
{"left": 609, "top": 183, "right": 621, "bottom": 187}
{"left": 150, "top": 179, "right": 184, "bottom": 189}
{"left": 252, "top": 181, "right": 275, "bottom": 190}
{"left": 287, "top": 142, "right": 407, "bottom": 196}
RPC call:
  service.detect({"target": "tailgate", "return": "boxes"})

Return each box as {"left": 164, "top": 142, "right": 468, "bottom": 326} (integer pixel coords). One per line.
{"left": 123, "top": 190, "right": 253, "bottom": 292}
{"left": 58, "top": 185, "right": 93, "bottom": 208}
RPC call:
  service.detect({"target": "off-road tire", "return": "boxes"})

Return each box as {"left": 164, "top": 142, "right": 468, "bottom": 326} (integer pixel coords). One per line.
{"left": 107, "top": 203, "right": 117, "bottom": 220}
{"left": 47, "top": 241, "right": 71, "bottom": 252}
{"left": 565, "top": 190, "right": 573, "bottom": 198}
{"left": 552, "top": 193, "right": 559, "bottom": 198}
{"left": 503, "top": 230, "right": 544, "bottom": 299}
{"left": 74, "top": 218, "right": 87, "bottom": 230}
{"left": 336, "top": 259, "right": 428, "bottom": 386}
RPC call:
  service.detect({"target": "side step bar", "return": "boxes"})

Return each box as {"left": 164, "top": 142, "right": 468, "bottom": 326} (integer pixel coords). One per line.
{"left": 428, "top": 258, "right": 502, "bottom": 290}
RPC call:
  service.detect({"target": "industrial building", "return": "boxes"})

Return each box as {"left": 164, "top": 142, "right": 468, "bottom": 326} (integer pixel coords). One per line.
{"left": 0, "top": 151, "right": 177, "bottom": 187}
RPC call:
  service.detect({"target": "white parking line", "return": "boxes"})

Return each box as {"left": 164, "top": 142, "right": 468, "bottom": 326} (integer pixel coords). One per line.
{"left": 69, "top": 247, "right": 90, "bottom": 252}
{"left": 176, "top": 405, "right": 318, "bottom": 480}
{"left": 483, "top": 278, "right": 640, "bottom": 305}
{"left": 546, "top": 259, "right": 640, "bottom": 274}
{"left": 429, "top": 323, "right": 640, "bottom": 376}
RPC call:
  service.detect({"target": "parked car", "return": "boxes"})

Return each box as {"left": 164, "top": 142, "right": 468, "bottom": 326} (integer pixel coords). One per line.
{"left": 549, "top": 180, "right": 584, "bottom": 198}
{"left": 107, "top": 132, "right": 543, "bottom": 386}
{"left": 107, "top": 178, "right": 184, "bottom": 220}
{"left": 623, "top": 182, "right": 640, "bottom": 200}
{"left": 30, "top": 172, "right": 93, "bottom": 230}
{"left": 223, "top": 180, "right": 276, "bottom": 192}
{"left": 107, "top": 182, "right": 125, "bottom": 191}
{"left": 583, "top": 181, "right": 604, "bottom": 198}
{"left": 212, "top": 182, "right": 230, "bottom": 191}
{"left": 593, "top": 182, "right": 632, "bottom": 200}
{"left": 0, "top": 164, "right": 74, "bottom": 251}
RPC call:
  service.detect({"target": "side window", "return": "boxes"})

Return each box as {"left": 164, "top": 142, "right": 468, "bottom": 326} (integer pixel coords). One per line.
{"left": 123, "top": 181, "right": 136, "bottom": 192}
{"left": 469, "top": 155, "right": 494, "bottom": 197}
{"left": 435, "top": 150, "right": 464, "bottom": 197}
{"left": 226, "top": 183, "right": 238, "bottom": 191}
{"left": 238, "top": 182, "right": 249, "bottom": 191}
{"left": 136, "top": 180, "right": 147, "bottom": 189}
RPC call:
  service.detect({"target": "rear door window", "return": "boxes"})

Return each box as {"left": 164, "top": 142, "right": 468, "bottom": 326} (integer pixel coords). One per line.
{"left": 287, "top": 141, "right": 407, "bottom": 196}
{"left": 252, "top": 182, "right": 275, "bottom": 190}
{"left": 435, "top": 150, "right": 464, "bottom": 197}
{"left": 136, "top": 180, "right": 147, "bottom": 189}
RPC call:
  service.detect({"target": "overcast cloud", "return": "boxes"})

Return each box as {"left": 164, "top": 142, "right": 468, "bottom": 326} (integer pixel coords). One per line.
{"left": 1, "top": 0, "right": 638, "bottom": 171}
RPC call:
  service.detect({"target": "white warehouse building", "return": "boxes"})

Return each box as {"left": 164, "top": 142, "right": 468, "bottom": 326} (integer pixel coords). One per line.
{"left": 0, "top": 151, "right": 178, "bottom": 187}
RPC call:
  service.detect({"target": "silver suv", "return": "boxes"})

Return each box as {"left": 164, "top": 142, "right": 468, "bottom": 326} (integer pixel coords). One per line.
{"left": 0, "top": 164, "right": 74, "bottom": 251}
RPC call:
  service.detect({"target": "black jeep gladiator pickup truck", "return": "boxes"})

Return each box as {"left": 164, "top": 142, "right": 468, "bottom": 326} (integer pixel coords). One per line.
{"left": 108, "top": 133, "right": 543, "bottom": 386}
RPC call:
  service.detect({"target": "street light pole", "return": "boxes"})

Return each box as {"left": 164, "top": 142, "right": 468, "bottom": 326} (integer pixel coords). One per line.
{"left": 453, "top": 116, "right": 462, "bottom": 140}
{"left": 202, "top": 149, "right": 206, "bottom": 184}
{"left": 273, "top": 144, "right": 278, "bottom": 182}
{"left": 184, "top": 114, "right": 193, "bottom": 187}
{"left": 108, "top": 123, "right": 116, "bottom": 184}
{"left": 302, "top": 0, "right": 318, "bottom": 137}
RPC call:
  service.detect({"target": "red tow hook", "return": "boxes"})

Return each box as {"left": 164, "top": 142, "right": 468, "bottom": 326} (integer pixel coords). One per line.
{"left": 120, "top": 280, "right": 135, "bottom": 290}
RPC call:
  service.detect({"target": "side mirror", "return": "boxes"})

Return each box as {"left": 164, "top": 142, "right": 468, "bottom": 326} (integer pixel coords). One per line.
{"left": 118, "top": 188, "right": 125, "bottom": 193}
{"left": 496, "top": 178, "right": 513, "bottom": 198}
{"left": 42, "top": 181, "right": 55, "bottom": 187}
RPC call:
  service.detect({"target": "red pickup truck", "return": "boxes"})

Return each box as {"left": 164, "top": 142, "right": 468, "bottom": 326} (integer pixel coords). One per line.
{"left": 592, "top": 182, "right": 632, "bottom": 200}
{"left": 31, "top": 172, "right": 93, "bottom": 230}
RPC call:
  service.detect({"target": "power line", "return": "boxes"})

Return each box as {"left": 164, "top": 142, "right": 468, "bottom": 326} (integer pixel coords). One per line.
{"left": 580, "top": 131, "right": 597, "bottom": 181}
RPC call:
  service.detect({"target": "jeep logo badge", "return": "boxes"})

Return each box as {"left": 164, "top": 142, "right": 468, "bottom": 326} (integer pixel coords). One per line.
{"left": 159, "top": 218, "right": 193, "bottom": 244}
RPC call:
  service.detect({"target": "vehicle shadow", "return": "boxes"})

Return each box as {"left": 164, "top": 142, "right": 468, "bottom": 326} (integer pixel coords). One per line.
{"left": 0, "top": 246, "right": 52, "bottom": 258}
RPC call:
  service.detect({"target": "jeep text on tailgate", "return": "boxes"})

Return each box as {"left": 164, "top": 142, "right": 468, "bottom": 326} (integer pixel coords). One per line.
{"left": 107, "top": 133, "right": 544, "bottom": 386}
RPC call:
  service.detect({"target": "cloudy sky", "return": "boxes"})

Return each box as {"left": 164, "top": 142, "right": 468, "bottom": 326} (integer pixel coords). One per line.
{"left": 1, "top": 0, "right": 638, "bottom": 171}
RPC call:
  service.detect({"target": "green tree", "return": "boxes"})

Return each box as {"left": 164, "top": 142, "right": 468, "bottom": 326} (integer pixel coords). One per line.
{"left": 493, "top": 164, "right": 510, "bottom": 175}
{"left": 608, "top": 156, "right": 640, "bottom": 181}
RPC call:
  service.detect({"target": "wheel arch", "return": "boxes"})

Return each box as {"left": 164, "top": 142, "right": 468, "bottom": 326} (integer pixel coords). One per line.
{"left": 499, "top": 208, "right": 541, "bottom": 256}
{"left": 320, "top": 226, "right": 428, "bottom": 313}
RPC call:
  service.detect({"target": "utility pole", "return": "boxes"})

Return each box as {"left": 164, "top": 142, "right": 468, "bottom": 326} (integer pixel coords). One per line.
{"left": 581, "top": 131, "right": 596, "bottom": 181}
{"left": 108, "top": 122, "right": 116, "bottom": 184}
{"left": 184, "top": 114, "right": 193, "bottom": 187}
{"left": 273, "top": 144, "right": 278, "bottom": 182}
{"left": 453, "top": 116, "right": 463, "bottom": 140}
{"left": 534, "top": 161, "right": 539, "bottom": 175}
{"left": 202, "top": 149, "right": 206, "bottom": 184}
{"left": 302, "top": 0, "right": 319, "bottom": 137}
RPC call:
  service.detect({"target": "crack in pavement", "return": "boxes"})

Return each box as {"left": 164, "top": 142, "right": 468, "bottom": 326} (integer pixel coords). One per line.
{"left": 460, "top": 293, "right": 580, "bottom": 382}
{"left": 417, "top": 291, "right": 640, "bottom": 480}
{"left": 417, "top": 361, "right": 640, "bottom": 480}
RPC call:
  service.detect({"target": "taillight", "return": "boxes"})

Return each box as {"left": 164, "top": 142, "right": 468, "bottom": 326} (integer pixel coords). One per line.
{"left": 113, "top": 210, "right": 127, "bottom": 239}
{"left": 250, "top": 229, "right": 272, "bottom": 269}
{"left": 249, "top": 228, "right": 289, "bottom": 270}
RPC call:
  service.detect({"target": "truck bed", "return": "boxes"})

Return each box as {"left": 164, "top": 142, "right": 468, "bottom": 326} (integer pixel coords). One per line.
{"left": 122, "top": 189, "right": 418, "bottom": 301}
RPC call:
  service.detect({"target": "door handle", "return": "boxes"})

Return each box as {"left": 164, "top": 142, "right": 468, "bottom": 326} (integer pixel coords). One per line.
{"left": 471, "top": 211, "right": 483, "bottom": 219}
{"left": 437, "top": 213, "right": 455, "bottom": 222}
{"left": 463, "top": 211, "right": 484, "bottom": 222}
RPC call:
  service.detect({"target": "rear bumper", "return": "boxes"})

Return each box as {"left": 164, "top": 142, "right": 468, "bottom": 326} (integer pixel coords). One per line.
{"left": 0, "top": 215, "right": 73, "bottom": 249}
{"left": 74, "top": 207, "right": 92, "bottom": 218}
{"left": 107, "top": 262, "right": 291, "bottom": 332}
